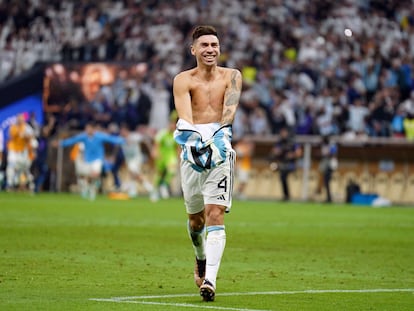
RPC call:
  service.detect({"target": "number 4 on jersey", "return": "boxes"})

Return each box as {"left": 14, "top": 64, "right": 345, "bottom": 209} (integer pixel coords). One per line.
{"left": 218, "top": 176, "right": 227, "bottom": 192}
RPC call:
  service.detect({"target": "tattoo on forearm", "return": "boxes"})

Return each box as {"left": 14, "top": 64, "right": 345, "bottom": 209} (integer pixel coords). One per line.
{"left": 222, "top": 70, "right": 241, "bottom": 124}
{"left": 222, "top": 109, "right": 232, "bottom": 124}
{"left": 224, "top": 70, "right": 241, "bottom": 107}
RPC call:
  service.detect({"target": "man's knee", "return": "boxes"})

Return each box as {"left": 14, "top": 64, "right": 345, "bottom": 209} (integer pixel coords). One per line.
{"left": 205, "top": 204, "right": 225, "bottom": 225}
{"left": 189, "top": 211, "right": 205, "bottom": 231}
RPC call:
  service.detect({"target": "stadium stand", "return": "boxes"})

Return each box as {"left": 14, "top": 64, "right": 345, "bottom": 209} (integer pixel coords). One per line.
{"left": 0, "top": 0, "right": 413, "bottom": 203}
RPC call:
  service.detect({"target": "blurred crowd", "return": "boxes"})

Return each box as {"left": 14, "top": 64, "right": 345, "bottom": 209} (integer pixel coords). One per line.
{"left": 1, "top": 0, "right": 414, "bottom": 140}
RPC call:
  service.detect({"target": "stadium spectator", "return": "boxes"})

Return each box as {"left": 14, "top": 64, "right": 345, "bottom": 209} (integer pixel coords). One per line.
{"left": 403, "top": 113, "right": 414, "bottom": 140}
{"left": 148, "top": 71, "right": 173, "bottom": 131}
{"left": 0, "top": 0, "right": 414, "bottom": 143}
{"left": 347, "top": 97, "right": 370, "bottom": 134}
{"left": 28, "top": 111, "right": 41, "bottom": 138}
{"left": 391, "top": 105, "right": 406, "bottom": 138}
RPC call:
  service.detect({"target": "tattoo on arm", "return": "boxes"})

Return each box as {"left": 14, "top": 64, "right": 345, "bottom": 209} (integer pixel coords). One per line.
{"left": 222, "top": 70, "right": 241, "bottom": 124}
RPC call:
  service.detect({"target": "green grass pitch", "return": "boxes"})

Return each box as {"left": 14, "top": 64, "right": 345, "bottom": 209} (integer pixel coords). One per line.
{"left": 0, "top": 192, "right": 413, "bottom": 310}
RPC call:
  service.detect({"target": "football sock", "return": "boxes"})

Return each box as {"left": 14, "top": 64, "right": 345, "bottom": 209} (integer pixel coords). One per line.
{"left": 205, "top": 225, "right": 226, "bottom": 289}
{"left": 160, "top": 184, "right": 170, "bottom": 199}
{"left": 187, "top": 220, "right": 206, "bottom": 260}
{"left": 128, "top": 180, "right": 138, "bottom": 197}
{"left": 143, "top": 180, "right": 154, "bottom": 193}
{"left": 6, "top": 166, "right": 15, "bottom": 187}
{"left": 89, "top": 182, "right": 97, "bottom": 200}
{"left": 77, "top": 178, "right": 87, "bottom": 198}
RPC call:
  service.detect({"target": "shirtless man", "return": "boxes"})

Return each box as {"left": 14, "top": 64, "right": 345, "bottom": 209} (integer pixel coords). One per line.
{"left": 173, "top": 25, "right": 242, "bottom": 302}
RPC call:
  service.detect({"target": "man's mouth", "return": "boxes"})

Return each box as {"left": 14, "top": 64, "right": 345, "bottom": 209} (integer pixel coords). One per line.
{"left": 203, "top": 55, "right": 215, "bottom": 61}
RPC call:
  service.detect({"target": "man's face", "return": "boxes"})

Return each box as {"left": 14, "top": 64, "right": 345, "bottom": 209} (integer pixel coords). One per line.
{"left": 16, "top": 114, "right": 25, "bottom": 125}
{"left": 191, "top": 35, "right": 220, "bottom": 66}
{"left": 85, "top": 124, "right": 95, "bottom": 136}
{"left": 119, "top": 127, "right": 129, "bottom": 138}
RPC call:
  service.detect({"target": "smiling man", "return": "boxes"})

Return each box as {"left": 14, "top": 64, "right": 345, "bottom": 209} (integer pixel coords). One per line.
{"left": 173, "top": 25, "right": 242, "bottom": 302}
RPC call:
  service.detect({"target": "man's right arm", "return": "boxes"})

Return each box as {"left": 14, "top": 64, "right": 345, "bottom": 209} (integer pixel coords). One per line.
{"left": 60, "top": 133, "right": 85, "bottom": 148}
{"left": 173, "top": 73, "right": 193, "bottom": 124}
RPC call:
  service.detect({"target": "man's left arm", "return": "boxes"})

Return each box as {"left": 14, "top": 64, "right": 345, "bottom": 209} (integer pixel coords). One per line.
{"left": 221, "top": 69, "right": 242, "bottom": 126}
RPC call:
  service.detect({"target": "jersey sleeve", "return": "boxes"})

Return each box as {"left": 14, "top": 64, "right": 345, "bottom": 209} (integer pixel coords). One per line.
{"left": 60, "top": 133, "right": 85, "bottom": 147}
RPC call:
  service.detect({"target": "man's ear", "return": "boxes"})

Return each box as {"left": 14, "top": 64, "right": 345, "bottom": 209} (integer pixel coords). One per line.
{"left": 190, "top": 45, "right": 195, "bottom": 56}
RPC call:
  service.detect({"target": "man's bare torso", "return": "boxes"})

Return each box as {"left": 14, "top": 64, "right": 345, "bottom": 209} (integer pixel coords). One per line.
{"left": 184, "top": 66, "right": 231, "bottom": 124}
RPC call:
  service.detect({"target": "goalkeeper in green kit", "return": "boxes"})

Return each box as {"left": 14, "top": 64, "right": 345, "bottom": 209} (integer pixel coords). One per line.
{"left": 150, "top": 111, "right": 179, "bottom": 201}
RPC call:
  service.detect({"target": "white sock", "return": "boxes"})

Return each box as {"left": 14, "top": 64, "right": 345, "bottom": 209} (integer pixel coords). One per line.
{"left": 160, "top": 184, "right": 170, "bottom": 199}
{"left": 78, "top": 178, "right": 88, "bottom": 198}
{"left": 128, "top": 180, "right": 138, "bottom": 197}
{"left": 205, "top": 226, "right": 226, "bottom": 289}
{"left": 187, "top": 221, "right": 206, "bottom": 260}
{"left": 6, "top": 166, "right": 15, "bottom": 187}
{"left": 89, "top": 182, "right": 96, "bottom": 200}
{"left": 143, "top": 180, "right": 154, "bottom": 193}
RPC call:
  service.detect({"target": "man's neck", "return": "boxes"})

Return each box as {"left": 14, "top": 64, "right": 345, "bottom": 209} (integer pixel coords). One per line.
{"left": 198, "top": 64, "right": 217, "bottom": 81}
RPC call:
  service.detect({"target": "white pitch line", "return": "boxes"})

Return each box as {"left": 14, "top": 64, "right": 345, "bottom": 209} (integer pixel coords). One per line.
{"left": 91, "top": 288, "right": 414, "bottom": 302}
{"left": 89, "top": 288, "right": 414, "bottom": 311}
{"left": 89, "top": 298, "right": 271, "bottom": 311}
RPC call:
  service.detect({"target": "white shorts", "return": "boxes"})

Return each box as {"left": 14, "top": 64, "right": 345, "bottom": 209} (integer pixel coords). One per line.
{"left": 125, "top": 156, "right": 143, "bottom": 175}
{"left": 180, "top": 150, "right": 235, "bottom": 214}
{"left": 7, "top": 150, "right": 31, "bottom": 171}
{"left": 75, "top": 159, "right": 103, "bottom": 177}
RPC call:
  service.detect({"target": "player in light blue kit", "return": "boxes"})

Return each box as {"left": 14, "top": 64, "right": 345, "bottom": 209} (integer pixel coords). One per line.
{"left": 59, "top": 121, "right": 125, "bottom": 200}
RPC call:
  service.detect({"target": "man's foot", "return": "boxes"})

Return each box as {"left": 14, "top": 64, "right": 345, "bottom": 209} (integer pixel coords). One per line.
{"left": 149, "top": 190, "right": 158, "bottom": 202}
{"left": 200, "top": 279, "right": 215, "bottom": 302}
{"left": 194, "top": 258, "right": 206, "bottom": 287}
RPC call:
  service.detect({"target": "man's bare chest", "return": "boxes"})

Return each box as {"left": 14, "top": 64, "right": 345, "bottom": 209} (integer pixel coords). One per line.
{"left": 190, "top": 80, "right": 227, "bottom": 102}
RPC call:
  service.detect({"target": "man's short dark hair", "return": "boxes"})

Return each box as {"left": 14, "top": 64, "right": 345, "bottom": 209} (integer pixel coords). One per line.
{"left": 192, "top": 25, "right": 218, "bottom": 42}
{"left": 85, "top": 120, "right": 97, "bottom": 128}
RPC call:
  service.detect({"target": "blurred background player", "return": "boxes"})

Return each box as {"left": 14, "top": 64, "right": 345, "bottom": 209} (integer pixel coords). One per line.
{"left": 70, "top": 142, "right": 87, "bottom": 197}
{"left": 106, "top": 123, "right": 123, "bottom": 192}
{"left": 33, "top": 124, "right": 54, "bottom": 193}
{"left": 6, "top": 114, "right": 37, "bottom": 192}
{"left": 234, "top": 137, "right": 255, "bottom": 200}
{"left": 315, "top": 135, "right": 338, "bottom": 203}
{"left": 59, "top": 121, "right": 124, "bottom": 200}
{"left": 119, "top": 123, "right": 154, "bottom": 198}
{"left": 150, "top": 112, "right": 179, "bottom": 201}
{"left": 270, "top": 127, "right": 302, "bottom": 201}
